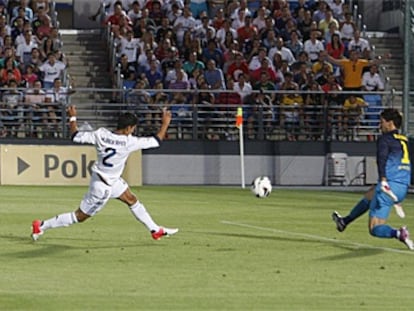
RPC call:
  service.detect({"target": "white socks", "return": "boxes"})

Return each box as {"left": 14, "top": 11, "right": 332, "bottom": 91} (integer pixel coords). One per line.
{"left": 129, "top": 201, "right": 159, "bottom": 232}
{"left": 41, "top": 212, "right": 78, "bottom": 231}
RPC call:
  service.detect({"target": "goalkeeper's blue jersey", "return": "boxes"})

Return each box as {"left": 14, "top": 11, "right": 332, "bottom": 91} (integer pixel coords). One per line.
{"left": 377, "top": 130, "right": 411, "bottom": 185}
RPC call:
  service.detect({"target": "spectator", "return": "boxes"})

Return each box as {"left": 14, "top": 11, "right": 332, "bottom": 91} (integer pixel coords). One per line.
{"left": 227, "top": 52, "right": 249, "bottom": 82}
{"left": 39, "top": 52, "right": 66, "bottom": 88}
{"left": 268, "top": 36, "right": 296, "bottom": 66}
{"left": 160, "top": 46, "right": 178, "bottom": 80}
{"left": 262, "top": 28, "right": 278, "bottom": 51}
{"left": 119, "top": 29, "right": 140, "bottom": 69}
{"left": 233, "top": 72, "right": 253, "bottom": 104}
{"left": 179, "top": 30, "right": 194, "bottom": 58}
{"left": 303, "top": 81, "right": 323, "bottom": 140}
{"left": 29, "top": 47, "right": 43, "bottom": 73}
{"left": 23, "top": 79, "right": 46, "bottom": 137}
{"left": 126, "top": 78, "right": 153, "bottom": 129}
{"left": 236, "top": 14, "right": 257, "bottom": 48}
{"left": 318, "top": 8, "right": 339, "bottom": 38}
{"left": 216, "top": 19, "right": 238, "bottom": 50}
{"left": 342, "top": 94, "right": 367, "bottom": 141}
{"left": 204, "top": 59, "right": 225, "bottom": 90}
{"left": 183, "top": 51, "right": 205, "bottom": 76}
{"left": 304, "top": 29, "right": 325, "bottom": 63}
{"left": 297, "top": 9, "right": 313, "bottom": 41}
{"left": 44, "top": 77, "right": 74, "bottom": 136}
{"left": 0, "top": 57, "right": 22, "bottom": 85}
{"left": 250, "top": 57, "right": 277, "bottom": 83}
{"left": 173, "top": 6, "right": 196, "bottom": 46}
{"left": 127, "top": 1, "right": 141, "bottom": 25}
{"left": 118, "top": 53, "right": 136, "bottom": 87}
{"left": 286, "top": 30, "right": 304, "bottom": 59}
{"left": 248, "top": 46, "right": 270, "bottom": 71}
{"left": 31, "top": 0, "right": 50, "bottom": 15}
{"left": 12, "top": 0, "right": 34, "bottom": 21}
{"left": 189, "top": 0, "right": 207, "bottom": 19}
{"left": 11, "top": 16, "right": 25, "bottom": 42}
{"left": 321, "top": 72, "right": 344, "bottom": 140}
{"left": 312, "top": 0, "right": 328, "bottom": 24}
{"left": 362, "top": 64, "right": 385, "bottom": 130}
{"left": 325, "top": 50, "right": 389, "bottom": 92}
{"left": 31, "top": 7, "right": 52, "bottom": 40}
{"left": 330, "top": 0, "right": 345, "bottom": 21}
{"left": 326, "top": 33, "right": 344, "bottom": 60}
{"left": 165, "top": 58, "right": 188, "bottom": 86}
{"left": 22, "top": 63, "right": 38, "bottom": 87}
{"left": 201, "top": 39, "right": 223, "bottom": 69}
{"left": 339, "top": 11, "right": 356, "bottom": 53}
{"left": 194, "top": 15, "right": 216, "bottom": 47}
{"left": 279, "top": 72, "right": 303, "bottom": 141}
{"left": 348, "top": 30, "right": 371, "bottom": 60}
{"left": 144, "top": 58, "right": 163, "bottom": 88}
{"left": 1, "top": 79, "right": 24, "bottom": 137}
{"left": 16, "top": 29, "right": 38, "bottom": 69}
{"left": 252, "top": 6, "right": 268, "bottom": 32}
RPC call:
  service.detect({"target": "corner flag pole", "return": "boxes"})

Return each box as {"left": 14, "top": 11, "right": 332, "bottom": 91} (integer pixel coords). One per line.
{"left": 236, "top": 107, "right": 245, "bottom": 189}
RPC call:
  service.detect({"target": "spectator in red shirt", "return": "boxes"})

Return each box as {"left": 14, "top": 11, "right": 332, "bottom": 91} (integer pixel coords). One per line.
{"left": 227, "top": 52, "right": 249, "bottom": 82}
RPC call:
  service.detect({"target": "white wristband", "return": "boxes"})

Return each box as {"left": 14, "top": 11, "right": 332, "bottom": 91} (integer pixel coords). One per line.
{"left": 69, "top": 116, "right": 77, "bottom": 122}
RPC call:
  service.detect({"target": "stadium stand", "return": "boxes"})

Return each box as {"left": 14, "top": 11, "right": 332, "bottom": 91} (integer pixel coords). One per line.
{"left": 0, "top": 0, "right": 403, "bottom": 141}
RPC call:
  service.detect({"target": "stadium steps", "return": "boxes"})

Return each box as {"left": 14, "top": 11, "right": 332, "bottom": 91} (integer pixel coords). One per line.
{"left": 61, "top": 29, "right": 115, "bottom": 128}
{"left": 367, "top": 33, "right": 404, "bottom": 92}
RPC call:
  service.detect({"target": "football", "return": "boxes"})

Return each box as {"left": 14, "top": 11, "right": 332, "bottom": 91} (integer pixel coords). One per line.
{"left": 251, "top": 176, "right": 272, "bottom": 198}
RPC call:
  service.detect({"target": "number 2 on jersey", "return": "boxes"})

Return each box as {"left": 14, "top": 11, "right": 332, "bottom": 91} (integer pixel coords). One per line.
{"left": 103, "top": 148, "right": 116, "bottom": 167}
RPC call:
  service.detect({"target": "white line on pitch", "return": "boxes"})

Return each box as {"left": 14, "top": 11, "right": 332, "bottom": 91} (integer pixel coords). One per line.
{"left": 221, "top": 220, "right": 414, "bottom": 255}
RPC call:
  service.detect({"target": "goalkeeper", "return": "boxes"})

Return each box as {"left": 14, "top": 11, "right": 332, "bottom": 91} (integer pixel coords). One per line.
{"left": 332, "top": 108, "right": 413, "bottom": 250}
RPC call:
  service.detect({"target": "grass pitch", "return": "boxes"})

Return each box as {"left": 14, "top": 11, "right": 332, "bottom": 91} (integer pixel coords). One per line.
{"left": 0, "top": 185, "right": 413, "bottom": 310}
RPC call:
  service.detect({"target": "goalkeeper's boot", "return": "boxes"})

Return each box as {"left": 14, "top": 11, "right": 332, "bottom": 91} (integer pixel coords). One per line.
{"left": 31, "top": 220, "right": 44, "bottom": 241}
{"left": 151, "top": 227, "right": 179, "bottom": 240}
{"left": 332, "top": 211, "right": 347, "bottom": 232}
{"left": 398, "top": 227, "right": 414, "bottom": 250}
{"left": 394, "top": 203, "right": 405, "bottom": 218}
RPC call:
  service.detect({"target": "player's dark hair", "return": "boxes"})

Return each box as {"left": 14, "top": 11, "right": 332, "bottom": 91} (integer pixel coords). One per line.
{"left": 381, "top": 108, "right": 402, "bottom": 129}
{"left": 117, "top": 112, "right": 138, "bottom": 130}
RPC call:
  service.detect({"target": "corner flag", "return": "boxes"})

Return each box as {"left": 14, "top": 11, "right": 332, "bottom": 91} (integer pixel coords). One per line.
{"left": 236, "top": 107, "right": 243, "bottom": 128}
{"left": 236, "top": 107, "right": 245, "bottom": 188}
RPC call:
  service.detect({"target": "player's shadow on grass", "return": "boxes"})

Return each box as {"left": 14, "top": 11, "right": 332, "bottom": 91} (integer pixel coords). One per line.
{"left": 0, "top": 234, "right": 162, "bottom": 259}
{"left": 206, "top": 232, "right": 386, "bottom": 259}
{"left": 319, "top": 245, "right": 385, "bottom": 260}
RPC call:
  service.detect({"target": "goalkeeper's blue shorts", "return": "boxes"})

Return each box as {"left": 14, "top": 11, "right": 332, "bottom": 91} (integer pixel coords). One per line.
{"left": 369, "top": 182, "right": 408, "bottom": 219}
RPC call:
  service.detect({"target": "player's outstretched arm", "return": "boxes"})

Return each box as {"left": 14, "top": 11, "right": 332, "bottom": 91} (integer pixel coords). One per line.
{"left": 156, "top": 107, "right": 172, "bottom": 141}
{"left": 67, "top": 105, "right": 78, "bottom": 136}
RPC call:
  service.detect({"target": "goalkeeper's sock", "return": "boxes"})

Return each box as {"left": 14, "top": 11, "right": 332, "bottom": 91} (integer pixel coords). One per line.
{"left": 343, "top": 198, "right": 370, "bottom": 225}
{"left": 371, "top": 224, "right": 396, "bottom": 238}
{"left": 129, "top": 201, "right": 159, "bottom": 232}
{"left": 41, "top": 212, "right": 78, "bottom": 231}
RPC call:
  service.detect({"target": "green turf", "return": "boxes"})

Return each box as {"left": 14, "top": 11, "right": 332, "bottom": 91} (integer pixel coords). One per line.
{"left": 0, "top": 185, "right": 413, "bottom": 310}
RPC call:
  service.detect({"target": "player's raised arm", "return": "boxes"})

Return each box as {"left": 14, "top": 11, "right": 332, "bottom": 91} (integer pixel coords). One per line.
{"left": 156, "top": 107, "right": 172, "bottom": 141}
{"left": 67, "top": 105, "right": 78, "bottom": 136}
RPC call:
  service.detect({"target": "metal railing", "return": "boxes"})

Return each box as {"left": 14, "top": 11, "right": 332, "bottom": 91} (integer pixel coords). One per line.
{"left": 0, "top": 88, "right": 395, "bottom": 142}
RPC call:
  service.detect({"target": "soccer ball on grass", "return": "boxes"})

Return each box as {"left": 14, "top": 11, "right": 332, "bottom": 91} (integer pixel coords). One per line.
{"left": 251, "top": 176, "right": 272, "bottom": 198}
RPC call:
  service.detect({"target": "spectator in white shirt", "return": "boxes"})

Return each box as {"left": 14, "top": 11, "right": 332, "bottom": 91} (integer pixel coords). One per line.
{"left": 303, "top": 29, "right": 325, "bottom": 62}
{"left": 268, "top": 37, "right": 296, "bottom": 66}
{"left": 233, "top": 72, "right": 252, "bottom": 104}
{"left": 348, "top": 30, "right": 371, "bottom": 59}
{"left": 119, "top": 29, "right": 140, "bottom": 67}
{"left": 362, "top": 64, "right": 384, "bottom": 92}
{"left": 39, "top": 52, "right": 66, "bottom": 88}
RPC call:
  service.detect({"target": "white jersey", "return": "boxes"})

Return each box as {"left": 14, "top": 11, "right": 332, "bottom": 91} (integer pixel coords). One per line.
{"left": 73, "top": 128, "right": 160, "bottom": 185}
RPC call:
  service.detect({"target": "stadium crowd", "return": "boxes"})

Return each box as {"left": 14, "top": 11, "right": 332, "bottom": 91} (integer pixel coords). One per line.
{"left": 0, "top": 0, "right": 72, "bottom": 138}
{"left": 103, "top": 0, "right": 387, "bottom": 141}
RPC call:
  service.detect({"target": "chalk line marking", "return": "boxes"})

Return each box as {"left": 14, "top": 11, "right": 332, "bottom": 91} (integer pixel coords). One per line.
{"left": 221, "top": 220, "right": 414, "bottom": 255}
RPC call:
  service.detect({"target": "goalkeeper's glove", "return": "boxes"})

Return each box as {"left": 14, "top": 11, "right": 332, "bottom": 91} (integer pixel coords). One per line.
{"left": 381, "top": 180, "right": 398, "bottom": 202}
{"left": 394, "top": 203, "right": 406, "bottom": 218}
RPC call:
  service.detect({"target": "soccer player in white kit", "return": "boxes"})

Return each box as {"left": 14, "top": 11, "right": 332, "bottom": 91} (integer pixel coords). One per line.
{"left": 31, "top": 105, "right": 178, "bottom": 241}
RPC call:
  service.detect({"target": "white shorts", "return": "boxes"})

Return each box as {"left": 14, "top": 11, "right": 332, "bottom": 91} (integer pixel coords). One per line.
{"left": 79, "top": 172, "right": 129, "bottom": 216}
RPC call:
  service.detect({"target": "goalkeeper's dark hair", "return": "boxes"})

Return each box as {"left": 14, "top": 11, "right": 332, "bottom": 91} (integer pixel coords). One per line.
{"left": 117, "top": 112, "right": 138, "bottom": 130}
{"left": 381, "top": 108, "right": 402, "bottom": 129}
